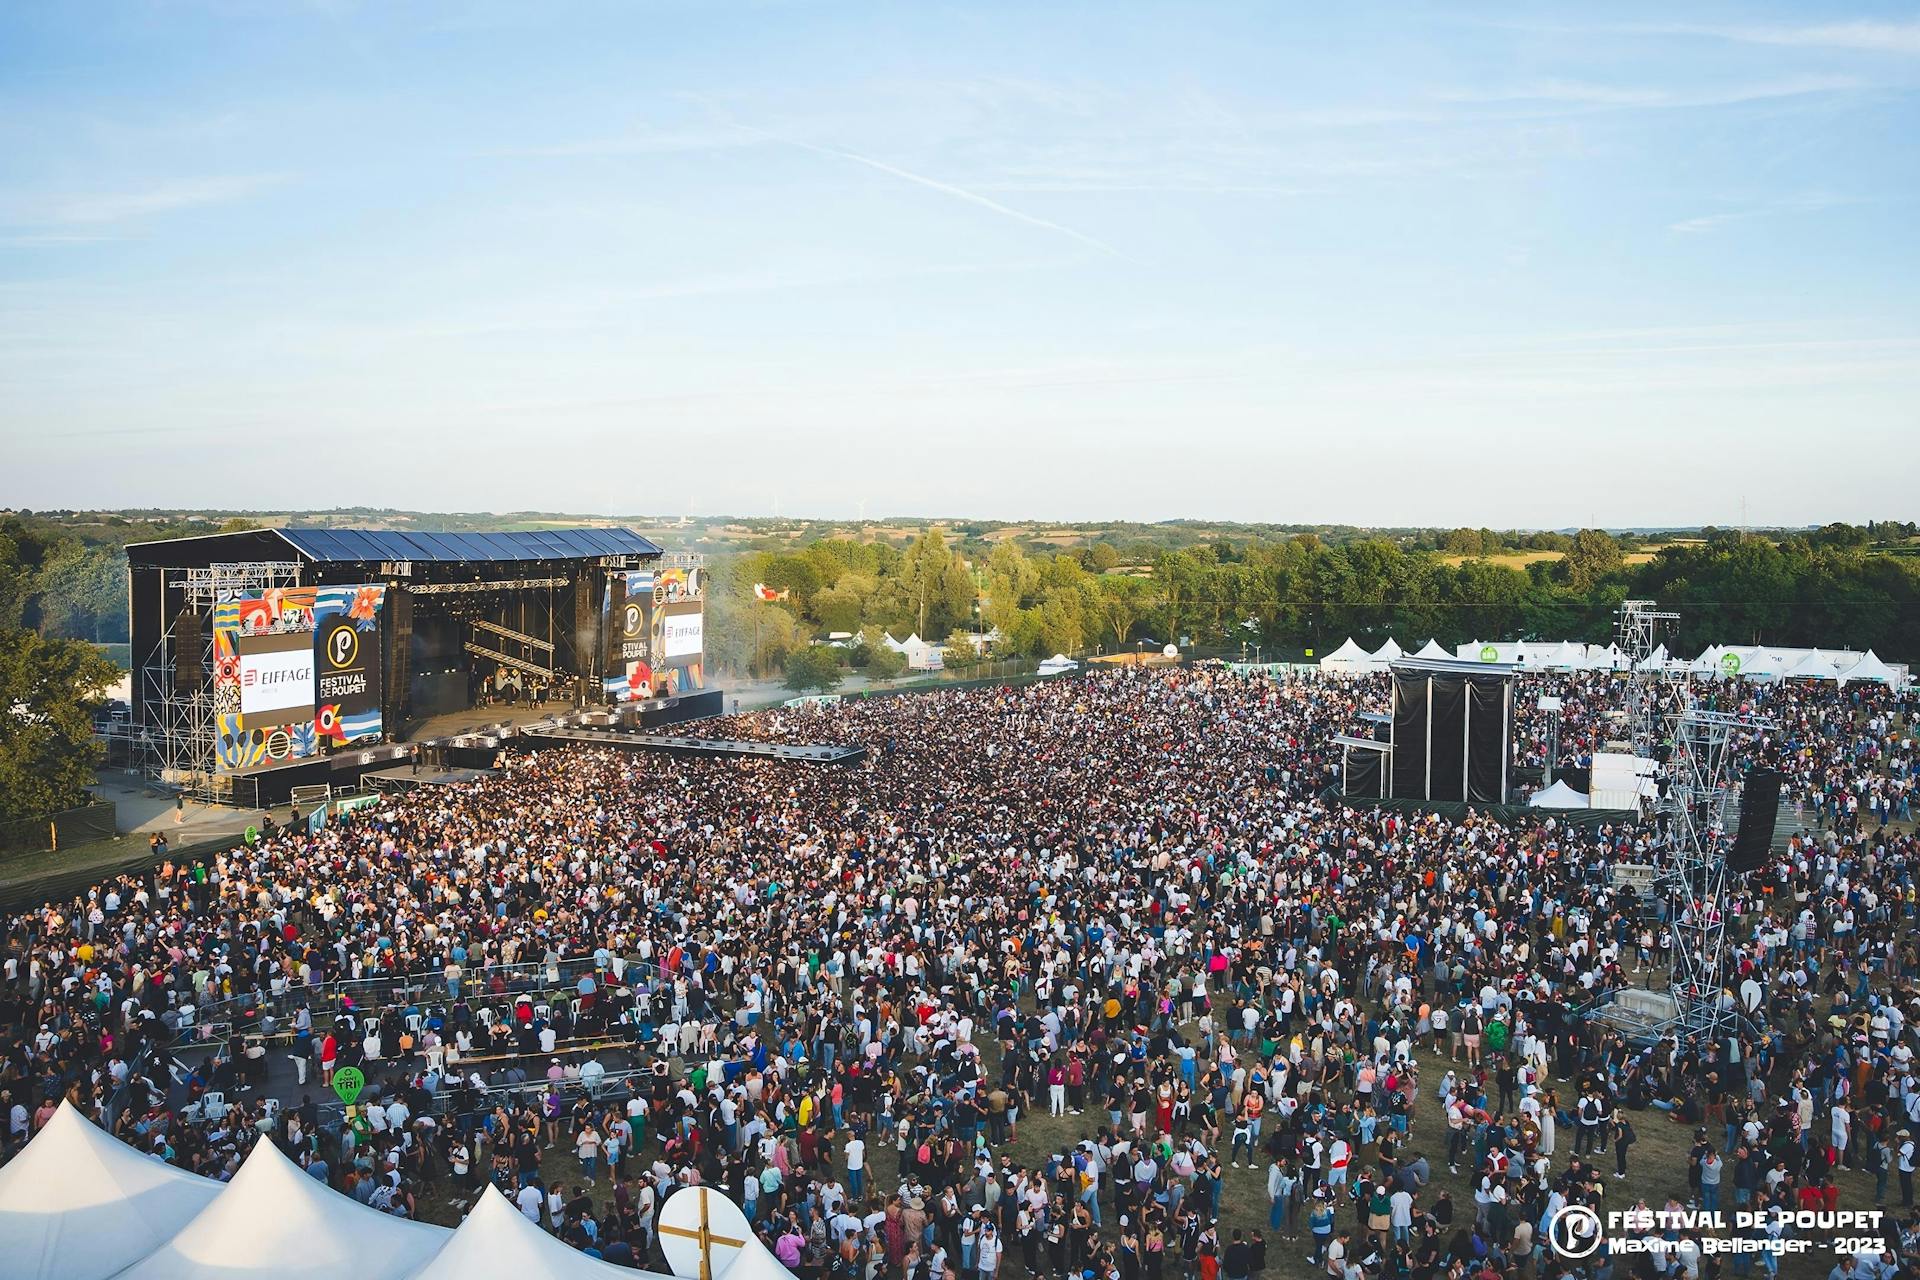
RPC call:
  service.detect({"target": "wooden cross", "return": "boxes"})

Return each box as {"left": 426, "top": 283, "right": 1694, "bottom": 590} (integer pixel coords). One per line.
{"left": 659, "top": 1188, "right": 747, "bottom": 1280}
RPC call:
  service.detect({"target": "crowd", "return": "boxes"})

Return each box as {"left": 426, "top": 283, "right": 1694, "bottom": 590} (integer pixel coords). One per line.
{"left": 4, "top": 663, "right": 1919, "bottom": 1280}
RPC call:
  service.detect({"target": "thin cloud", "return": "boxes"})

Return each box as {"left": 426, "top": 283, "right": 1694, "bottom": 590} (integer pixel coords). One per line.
{"left": 1668, "top": 192, "right": 1854, "bottom": 234}
{"left": 1657, "top": 20, "right": 1920, "bottom": 55}
{"left": 32, "top": 174, "right": 288, "bottom": 226}
{"left": 1434, "top": 75, "right": 1863, "bottom": 110}
{"left": 481, "top": 129, "right": 760, "bottom": 159}
{"left": 734, "top": 124, "right": 1134, "bottom": 262}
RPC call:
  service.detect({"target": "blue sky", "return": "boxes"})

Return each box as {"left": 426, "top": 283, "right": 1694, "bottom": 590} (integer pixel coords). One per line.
{"left": 1, "top": 2, "right": 1915, "bottom": 526}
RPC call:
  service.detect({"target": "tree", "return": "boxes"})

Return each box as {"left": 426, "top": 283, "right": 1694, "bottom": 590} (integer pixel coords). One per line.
{"left": 0, "top": 629, "right": 118, "bottom": 819}
{"left": 34, "top": 542, "right": 124, "bottom": 642}
{"left": 782, "top": 645, "right": 844, "bottom": 694}
{"left": 1562, "top": 529, "right": 1624, "bottom": 592}
{"left": 863, "top": 644, "right": 908, "bottom": 682}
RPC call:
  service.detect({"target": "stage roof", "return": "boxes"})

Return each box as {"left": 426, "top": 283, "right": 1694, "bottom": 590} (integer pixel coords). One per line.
{"left": 278, "top": 527, "right": 662, "bottom": 563}
{"left": 129, "top": 526, "right": 662, "bottom": 568}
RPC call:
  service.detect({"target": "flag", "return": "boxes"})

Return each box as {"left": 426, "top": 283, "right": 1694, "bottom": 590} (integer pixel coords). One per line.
{"left": 754, "top": 583, "right": 790, "bottom": 601}
{"left": 307, "top": 804, "right": 328, "bottom": 835}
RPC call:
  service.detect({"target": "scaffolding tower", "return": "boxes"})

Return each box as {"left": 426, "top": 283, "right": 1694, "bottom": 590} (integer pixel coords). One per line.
{"left": 1652, "top": 703, "right": 1773, "bottom": 1042}
{"left": 1614, "top": 598, "right": 1679, "bottom": 759}
{"left": 140, "top": 560, "right": 302, "bottom": 801}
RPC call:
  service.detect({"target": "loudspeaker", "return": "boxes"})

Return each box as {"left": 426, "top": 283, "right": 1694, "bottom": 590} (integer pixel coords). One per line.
{"left": 386, "top": 587, "right": 414, "bottom": 727}
{"left": 1728, "top": 769, "right": 1783, "bottom": 873}
{"left": 173, "top": 610, "right": 203, "bottom": 690}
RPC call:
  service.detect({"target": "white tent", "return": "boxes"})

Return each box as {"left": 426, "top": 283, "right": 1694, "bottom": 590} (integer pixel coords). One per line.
{"left": 114, "top": 1135, "right": 448, "bottom": 1280}
{"left": 1528, "top": 779, "right": 1589, "bottom": 809}
{"left": 1587, "top": 643, "right": 1625, "bottom": 671}
{"left": 1840, "top": 650, "right": 1901, "bottom": 685}
{"left": 1633, "top": 643, "right": 1669, "bottom": 673}
{"left": 881, "top": 632, "right": 943, "bottom": 671}
{"left": 716, "top": 1242, "right": 803, "bottom": 1280}
{"left": 0, "top": 1101, "right": 223, "bottom": 1280}
{"left": 1548, "top": 641, "right": 1587, "bottom": 670}
{"left": 1783, "top": 648, "right": 1843, "bottom": 682}
{"left": 1413, "top": 639, "right": 1451, "bottom": 660}
{"left": 411, "top": 1184, "right": 642, "bottom": 1280}
{"left": 1370, "top": 637, "right": 1404, "bottom": 664}
{"left": 1739, "top": 647, "right": 1785, "bottom": 681}
{"left": 660, "top": 1185, "right": 760, "bottom": 1280}
{"left": 1318, "top": 637, "right": 1373, "bottom": 674}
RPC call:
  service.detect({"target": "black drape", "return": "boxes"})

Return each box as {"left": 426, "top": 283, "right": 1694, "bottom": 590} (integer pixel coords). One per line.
{"left": 1346, "top": 749, "right": 1384, "bottom": 799}
{"left": 1428, "top": 676, "right": 1467, "bottom": 801}
{"left": 1390, "top": 672, "right": 1429, "bottom": 799}
{"left": 1466, "top": 677, "right": 1507, "bottom": 804}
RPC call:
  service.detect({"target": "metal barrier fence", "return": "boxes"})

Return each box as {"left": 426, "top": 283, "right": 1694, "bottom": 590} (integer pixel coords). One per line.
{"left": 0, "top": 802, "right": 119, "bottom": 860}
{"left": 192, "top": 955, "right": 623, "bottom": 1033}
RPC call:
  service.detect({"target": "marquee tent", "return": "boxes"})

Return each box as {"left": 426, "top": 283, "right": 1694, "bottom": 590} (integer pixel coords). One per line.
{"left": 1588, "top": 644, "right": 1628, "bottom": 671}
{"left": 1739, "top": 647, "right": 1785, "bottom": 681}
{"left": 1840, "top": 650, "right": 1901, "bottom": 685}
{"left": 1528, "top": 779, "right": 1589, "bottom": 809}
{"left": 1633, "top": 644, "right": 1670, "bottom": 673}
{"left": 410, "top": 1184, "right": 644, "bottom": 1280}
{"left": 1783, "top": 649, "right": 1843, "bottom": 683}
{"left": 0, "top": 1101, "right": 224, "bottom": 1280}
{"left": 0, "top": 1106, "right": 781, "bottom": 1280}
{"left": 113, "top": 1135, "right": 449, "bottom": 1280}
{"left": 1547, "top": 641, "right": 1588, "bottom": 670}
{"left": 1370, "top": 637, "right": 1404, "bottom": 664}
{"left": 1412, "top": 639, "right": 1451, "bottom": 660}
{"left": 1318, "top": 637, "right": 1374, "bottom": 674}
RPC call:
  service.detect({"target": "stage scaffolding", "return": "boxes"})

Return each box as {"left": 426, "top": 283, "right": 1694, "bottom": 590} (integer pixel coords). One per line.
{"left": 1653, "top": 704, "right": 1773, "bottom": 1042}
{"left": 139, "top": 560, "right": 302, "bottom": 802}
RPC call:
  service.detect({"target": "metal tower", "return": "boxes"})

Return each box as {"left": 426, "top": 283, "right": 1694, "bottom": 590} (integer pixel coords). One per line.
{"left": 1652, "top": 703, "right": 1773, "bottom": 1042}
{"left": 1614, "top": 599, "right": 1678, "bottom": 759}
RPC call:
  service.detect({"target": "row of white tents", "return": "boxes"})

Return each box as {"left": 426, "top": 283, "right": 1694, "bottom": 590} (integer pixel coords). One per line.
{"left": 0, "top": 1101, "right": 790, "bottom": 1280}
{"left": 1318, "top": 637, "right": 1906, "bottom": 685}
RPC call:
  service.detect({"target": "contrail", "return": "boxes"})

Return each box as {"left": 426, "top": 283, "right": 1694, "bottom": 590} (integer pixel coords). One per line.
{"left": 736, "top": 123, "right": 1133, "bottom": 262}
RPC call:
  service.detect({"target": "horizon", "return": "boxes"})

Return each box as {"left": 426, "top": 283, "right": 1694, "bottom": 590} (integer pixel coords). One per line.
{"left": 3, "top": 3, "right": 1918, "bottom": 522}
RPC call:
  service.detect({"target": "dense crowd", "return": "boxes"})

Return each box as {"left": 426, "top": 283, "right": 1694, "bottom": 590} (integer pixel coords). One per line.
{"left": 4, "top": 665, "right": 1919, "bottom": 1280}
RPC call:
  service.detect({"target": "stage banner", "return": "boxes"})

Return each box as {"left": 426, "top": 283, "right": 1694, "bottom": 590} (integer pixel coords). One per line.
{"left": 655, "top": 598, "right": 706, "bottom": 694}
{"left": 603, "top": 570, "right": 657, "bottom": 702}
{"left": 212, "top": 586, "right": 320, "bottom": 774}
{"left": 313, "top": 584, "right": 386, "bottom": 747}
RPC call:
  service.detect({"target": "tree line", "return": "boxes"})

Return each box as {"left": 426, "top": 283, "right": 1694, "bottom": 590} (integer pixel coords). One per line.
{"left": 705, "top": 527, "right": 1920, "bottom": 679}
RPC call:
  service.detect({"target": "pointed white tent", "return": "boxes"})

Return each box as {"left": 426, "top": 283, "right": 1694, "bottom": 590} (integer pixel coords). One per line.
{"left": 1783, "top": 648, "right": 1842, "bottom": 682}
{"left": 1840, "top": 650, "right": 1900, "bottom": 685}
{"left": 1528, "top": 779, "right": 1589, "bottom": 809}
{"left": 1739, "top": 647, "right": 1784, "bottom": 681}
{"left": 0, "top": 1101, "right": 223, "bottom": 1280}
{"left": 1633, "top": 643, "right": 1669, "bottom": 672}
{"left": 715, "top": 1241, "right": 803, "bottom": 1280}
{"left": 659, "top": 1185, "right": 761, "bottom": 1280}
{"left": 1413, "top": 639, "right": 1451, "bottom": 660}
{"left": 113, "top": 1134, "right": 447, "bottom": 1280}
{"left": 411, "top": 1184, "right": 642, "bottom": 1280}
{"left": 1319, "top": 637, "right": 1373, "bottom": 674}
{"left": 1550, "top": 641, "right": 1587, "bottom": 670}
{"left": 1370, "top": 637, "right": 1404, "bottom": 664}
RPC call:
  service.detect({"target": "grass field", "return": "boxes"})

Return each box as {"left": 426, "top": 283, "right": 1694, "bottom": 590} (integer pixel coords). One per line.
{"left": 1436, "top": 551, "right": 1564, "bottom": 569}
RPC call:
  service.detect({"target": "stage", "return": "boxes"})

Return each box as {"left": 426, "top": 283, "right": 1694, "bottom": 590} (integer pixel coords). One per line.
{"left": 519, "top": 726, "right": 867, "bottom": 765}
{"left": 364, "top": 765, "right": 499, "bottom": 792}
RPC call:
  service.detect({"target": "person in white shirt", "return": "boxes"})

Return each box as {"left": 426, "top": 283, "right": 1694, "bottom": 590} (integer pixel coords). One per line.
{"left": 844, "top": 1134, "right": 867, "bottom": 1198}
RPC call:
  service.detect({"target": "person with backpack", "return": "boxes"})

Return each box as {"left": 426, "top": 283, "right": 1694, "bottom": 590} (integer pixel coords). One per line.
{"left": 1612, "top": 1115, "right": 1637, "bottom": 1179}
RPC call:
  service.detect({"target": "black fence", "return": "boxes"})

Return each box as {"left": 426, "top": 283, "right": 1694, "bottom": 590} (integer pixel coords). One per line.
{"left": 0, "top": 802, "right": 118, "bottom": 860}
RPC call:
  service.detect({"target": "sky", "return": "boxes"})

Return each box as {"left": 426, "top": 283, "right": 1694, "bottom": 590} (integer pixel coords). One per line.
{"left": 1, "top": 2, "right": 1916, "bottom": 528}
